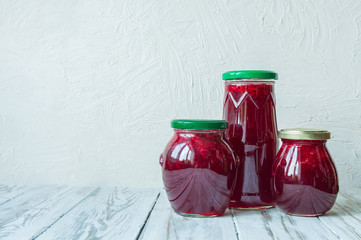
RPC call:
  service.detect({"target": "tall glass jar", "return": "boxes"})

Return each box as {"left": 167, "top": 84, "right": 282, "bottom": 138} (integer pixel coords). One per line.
{"left": 160, "top": 120, "right": 237, "bottom": 217}
{"left": 222, "top": 70, "right": 278, "bottom": 209}
{"left": 273, "top": 129, "right": 339, "bottom": 216}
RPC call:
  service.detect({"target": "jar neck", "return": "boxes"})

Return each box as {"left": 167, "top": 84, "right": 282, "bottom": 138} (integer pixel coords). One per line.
{"left": 225, "top": 79, "right": 275, "bottom": 85}
{"left": 281, "top": 139, "right": 327, "bottom": 146}
{"left": 174, "top": 129, "right": 225, "bottom": 137}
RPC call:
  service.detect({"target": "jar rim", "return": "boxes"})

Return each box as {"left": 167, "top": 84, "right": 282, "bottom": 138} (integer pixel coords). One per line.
{"left": 223, "top": 70, "right": 278, "bottom": 80}
{"left": 171, "top": 119, "right": 228, "bottom": 130}
{"left": 173, "top": 129, "right": 225, "bottom": 133}
{"left": 224, "top": 79, "right": 275, "bottom": 85}
{"left": 278, "top": 128, "right": 331, "bottom": 140}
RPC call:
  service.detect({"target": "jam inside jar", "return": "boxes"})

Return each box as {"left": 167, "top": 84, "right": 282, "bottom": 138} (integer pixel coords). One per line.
{"left": 222, "top": 70, "right": 278, "bottom": 209}
{"left": 273, "top": 129, "right": 339, "bottom": 216}
{"left": 160, "top": 120, "right": 237, "bottom": 217}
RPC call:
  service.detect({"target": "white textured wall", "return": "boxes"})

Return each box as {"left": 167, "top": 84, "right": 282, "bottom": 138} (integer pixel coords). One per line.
{"left": 0, "top": 0, "right": 360, "bottom": 192}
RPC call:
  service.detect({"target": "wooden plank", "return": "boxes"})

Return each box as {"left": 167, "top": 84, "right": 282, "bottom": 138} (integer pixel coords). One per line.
{"left": 36, "top": 187, "right": 160, "bottom": 240}
{"left": 1, "top": 185, "right": 359, "bottom": 240}
{"left": 0, "top": 185, "right": 95, "bottom": 240}
{"left": 336, "top": 193, "right": 361, "bottom": 214}
{"left": 232, "top": 208, "right": 297, "bottom": 240}
{"left": 317, "top": 193, "right": 361, "bottom": 240}
{"left": 233, "top": 207, "right": 339, "bottom": 240}
{"left": 0, "top": 185, "right": 25, "bottom": 206}
{"left": 139, "top": 191, "right": 238, "bottom": 240}
{"left": 233, "top": 208, "right": 310, "bottom": 240}
{"left": 284, "top": 211, "right": 338, "bottom": 240}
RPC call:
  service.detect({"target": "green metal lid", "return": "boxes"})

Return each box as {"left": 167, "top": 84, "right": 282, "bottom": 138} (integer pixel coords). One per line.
{"left": 278, "top": 128, "right": 331, "bottom": 140}
{"left": 222, "top": 70, "right": 278, "bottom": 80}
{"left": 171, "top": 119, "right": 228, "bottom": 130}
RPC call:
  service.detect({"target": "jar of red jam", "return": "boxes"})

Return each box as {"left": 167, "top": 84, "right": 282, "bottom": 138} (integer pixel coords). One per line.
{"left": 273, "top": 129, "right": 339, "bottom": 216}
{"left": 222, "top": 70, "right": 278, "bottom": 209}
{"left": 159, "top": 120, "right": 237, "bottom": 217}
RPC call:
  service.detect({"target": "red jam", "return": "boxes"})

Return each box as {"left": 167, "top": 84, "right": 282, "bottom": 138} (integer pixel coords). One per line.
{"left": 273, "top": 139, "right": 339, "bottom": 216}
{"left": 160, "top": 128, "right": 237, "bottom": 217}
{"left": 223, "top": 81, "right": 278, "bottom": 208}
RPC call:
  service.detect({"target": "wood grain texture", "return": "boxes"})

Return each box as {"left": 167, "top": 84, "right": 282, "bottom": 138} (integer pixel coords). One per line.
{"left": 1, "top": 185, "right": 361, "bottom": 239}
{"left": 0, "top": 185, "right": 95, "bottom": 240}
{"left": 232, "top": 208, "right": 294, "bottom": 240}
{"left": 36, "top": 187, "right": 160, "bottom": 240}
{"left": 0, "top": 185, "right": 25, "bottom": 206}
{"left": 317, "top": 194, "right": 361, "bottom": 240}
{"left": 279, "top": 210, "right": 339, "bottom": 240}
{"left": 232, "top": 206, "right": 340, "bottom": 240}
{"left": 139, "top": 191, "right": 238, "bottom": 240}
{"left": 234, "top": 208, "right": 339, "bottom": 240}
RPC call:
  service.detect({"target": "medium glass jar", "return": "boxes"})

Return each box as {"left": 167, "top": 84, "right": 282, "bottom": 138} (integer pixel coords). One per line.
{"left": 273, "top": 129, "right": 339, "bottom": 216}
{"left": 160, "top": 120, "right": 237, "bottom": 217}
{"left": 222, "top": 70, "right": 278, "bottom": 209}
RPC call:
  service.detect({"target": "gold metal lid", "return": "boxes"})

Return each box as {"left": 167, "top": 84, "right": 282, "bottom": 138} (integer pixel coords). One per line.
{"left": 278, "top": 128, "right": 331, "bottom": 140}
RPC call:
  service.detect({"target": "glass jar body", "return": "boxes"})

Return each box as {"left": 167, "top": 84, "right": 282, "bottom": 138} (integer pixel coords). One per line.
{"left": 273, "top": 139, "right": 339, "bottom": 216}
{"left": 223, "top": 79, "right": 278, "bottom": 209}
{"left": 160, "top": 129, "right": 237, "bottom": 217}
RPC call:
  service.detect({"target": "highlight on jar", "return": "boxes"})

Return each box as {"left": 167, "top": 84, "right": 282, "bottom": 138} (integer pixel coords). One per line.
{"left": 159, "top": 119, "right": 238, "bottom": 217}
{"left": 272, "top": 128, "right": 339, "bottom": 216}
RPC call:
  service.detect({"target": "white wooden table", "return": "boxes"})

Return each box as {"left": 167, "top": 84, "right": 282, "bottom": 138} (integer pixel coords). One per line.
{"left": 0, "top": 185, "right": 360, "bottom": 240}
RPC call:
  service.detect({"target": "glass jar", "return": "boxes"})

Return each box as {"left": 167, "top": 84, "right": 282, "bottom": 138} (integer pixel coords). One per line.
{"left": 159, "top": 120, "right": 237, "bottom": 217}
{"left": 273, "top": 129, "right": 339, "bottom": 216}
{"left": 222, "top": 70, "right": 278, "bottom": 209}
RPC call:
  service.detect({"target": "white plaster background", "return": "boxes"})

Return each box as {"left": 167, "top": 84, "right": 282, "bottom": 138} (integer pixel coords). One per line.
{"left": 0, "top": 0, "right": 360, "bottom": 193}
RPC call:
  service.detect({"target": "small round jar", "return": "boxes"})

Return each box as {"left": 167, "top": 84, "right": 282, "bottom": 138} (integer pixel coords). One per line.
{"left": 160, "top": 119, "right": 237, "bottom": 217}
{"left": 272, "top": 129, "right": 339, "bottom": 216}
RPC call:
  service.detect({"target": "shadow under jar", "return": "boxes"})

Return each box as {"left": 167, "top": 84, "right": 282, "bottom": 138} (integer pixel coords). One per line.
{"left": 273, "top": 128, "right": 339, "bottom": 216}
{"left": 160, "top": 120, "right": 237, "bottom": 217}
{"left": 222, "top": 70, "right": 278, "bottom": 209}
